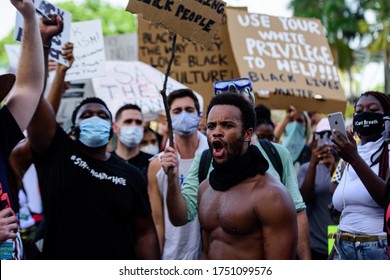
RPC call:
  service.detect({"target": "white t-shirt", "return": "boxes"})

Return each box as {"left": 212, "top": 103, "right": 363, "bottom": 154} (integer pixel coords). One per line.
{"left": 156, "top": 131, "right": 208, "bottom": 259}
{"left": 333, "top": 137, "right": 388, "bottom": 236}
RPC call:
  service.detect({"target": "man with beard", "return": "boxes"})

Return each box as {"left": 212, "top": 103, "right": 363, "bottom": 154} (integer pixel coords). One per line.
{"left": 162, "top": 86, "right": 310, "bottom": 259}
{"left": 198, "top": 93, "right": 297, "bottom": 259}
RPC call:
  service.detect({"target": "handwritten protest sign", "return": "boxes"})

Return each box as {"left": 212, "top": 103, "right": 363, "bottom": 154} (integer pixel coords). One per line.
{"left": 65, "top": 20, "right": 106, "bottom": 81}
{"left": 137, "top": 15, "right": 238, "bottom": 113}
{"left": 14, "top": 0, "right": 72, "bottom": 66}
{"left": 126, "top": 0, "right": 226, "bottom": 48}
{"left": 226, "top": 8, "right": 346, "bottom": 114}
{"left": 104, "top": 33, "right": 138, "bottom": 61}
{"left": 91, "top": 61, "right": 204, "bottom": 121}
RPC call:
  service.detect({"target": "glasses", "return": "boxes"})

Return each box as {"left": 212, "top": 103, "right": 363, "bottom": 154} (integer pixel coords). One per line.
{"left": 213, "top": 78, "right": 255, "bottom": 104}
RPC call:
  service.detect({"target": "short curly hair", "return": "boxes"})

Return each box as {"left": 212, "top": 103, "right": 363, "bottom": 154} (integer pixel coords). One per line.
{"left": 206, "top": 93, "right": 255, "bottom": 132}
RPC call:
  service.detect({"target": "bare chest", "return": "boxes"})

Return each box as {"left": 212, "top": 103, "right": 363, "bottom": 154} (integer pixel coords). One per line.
{"left": 198, "top": 185, "right": 260, "bottom": 235}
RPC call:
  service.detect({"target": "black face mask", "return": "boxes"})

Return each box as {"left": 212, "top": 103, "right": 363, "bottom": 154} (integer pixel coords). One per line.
{"left": 353, "top": 111, "right": 384, "bottom": 136}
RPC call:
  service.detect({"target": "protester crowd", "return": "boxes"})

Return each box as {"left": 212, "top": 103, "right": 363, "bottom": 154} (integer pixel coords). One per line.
{"left": 0, "top": 0, "right": 389, "bottom": 260}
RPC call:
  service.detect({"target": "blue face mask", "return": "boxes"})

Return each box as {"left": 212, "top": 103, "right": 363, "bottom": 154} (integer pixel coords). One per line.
{"left": 119, "top": 126, "right": 144, "bottom": 148}
{"left": 171, "top": 111, "right": 200, "bottom": 136}
{"left": 282, "top": 121, "right": 306, "bottom": 162}
{"left": 78, "top": 116, "right": 111, "bottom": 148}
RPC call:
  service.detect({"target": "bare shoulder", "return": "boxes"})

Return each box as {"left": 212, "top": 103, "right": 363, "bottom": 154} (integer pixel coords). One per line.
{"left": 252, "top": 173, "right": 295, "bottom": 215}
{"left": 198, "top": 179, "right": 210, "bottom": 197}
{"left": 254, "top": 172, "right": 286, "bottom": 190}
{"left": 148, "top": 156, "right": 161, "bottom": 176}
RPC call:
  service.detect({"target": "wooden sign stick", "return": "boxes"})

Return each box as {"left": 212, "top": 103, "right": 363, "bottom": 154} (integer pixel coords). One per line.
{"left": 160, "top": 33, "right": 177, "bottom": 150}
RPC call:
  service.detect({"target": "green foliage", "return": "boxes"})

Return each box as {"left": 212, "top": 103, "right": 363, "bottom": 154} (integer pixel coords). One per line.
{"left": 357, "top": 18, "right": 370, "bottom": 34}
{"left": 289, "top": 0, "right": 390, "bottom": 94}
{"left": 0, "top": 31, "right": 15, "bottom": 69}
{"left": 333, "top": 38, "right": 354, "bottom": 72}
{"left": 371, "top": 83, "right": 385, "bottom": 92}
{"left": 0, "top": 0, "right": 137, "bottom": 67}
{"left": 57, "top": 0, "right": 137, "bottom": 36}
{"left": 345, "top": 102, "right": 355, "bottom": 119}
{"left": 289, "top": 0, "right": 363, "bottom": 73}
{"left": 361, "top": 0, "right": 389, "bottom": 53}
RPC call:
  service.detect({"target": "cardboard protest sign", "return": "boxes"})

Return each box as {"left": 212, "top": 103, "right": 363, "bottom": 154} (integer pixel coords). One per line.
{"left": 14, "top": 0, "right": 72, "bottom": 66}
{"left": 126, "top": 0, "right": 226, "bottom": 48}
{"left": 226, "top": 8, "right": 346, "bottom": 114}
{"left": 137, "top": 15, "right": 239, "bottom": 113}
{"left": 65, "top": 20, "right": 106, "bottom": 81}
{"left": 104, "top": 33, "right": 138, "bottom": 61}
{"left": 91, "top": 60, "right": 204, "bottom": 121}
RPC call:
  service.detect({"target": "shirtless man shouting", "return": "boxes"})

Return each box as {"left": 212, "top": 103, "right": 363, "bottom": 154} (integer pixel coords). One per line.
{"left": 198, "top": 93, "right": 297, "bottom": 259}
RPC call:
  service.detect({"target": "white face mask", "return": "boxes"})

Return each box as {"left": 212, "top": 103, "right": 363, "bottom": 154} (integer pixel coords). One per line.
{"left": 140, "top": 144, "right": 159, "bottom": 155}
{"left": 119, "top": 126, "right": 144, "bottom": 148}
{"left": 171, "top": 111, "right": 200, "bottom": 136}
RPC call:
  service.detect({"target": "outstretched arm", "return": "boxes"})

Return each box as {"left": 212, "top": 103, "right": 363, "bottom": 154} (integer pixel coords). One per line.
{"left": 5, "top": 0, "right": 44, "bottom": 131}
{"left": 47, "top": 42, "right": 74, "bottom": 114}
{"left": 8, "top": 41, "right": 73, "bottom": 197}
{"left": 27, "top": 15, "right": 64, "bottom": 156}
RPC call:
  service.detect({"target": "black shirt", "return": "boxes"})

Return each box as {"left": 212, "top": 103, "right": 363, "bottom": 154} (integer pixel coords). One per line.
{"left": 112, "top": 150, "right": 153, "bottom": 184}
{"left": 34, "top": 126, "right": 151, "bottom": 260}
{"left": 0, "top": 106, "right": 24, "bottom": 211}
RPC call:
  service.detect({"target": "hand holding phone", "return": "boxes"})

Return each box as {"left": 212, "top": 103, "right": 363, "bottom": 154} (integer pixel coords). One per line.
{"left": 328, "top": 112, "right": 348, "bottom": 141}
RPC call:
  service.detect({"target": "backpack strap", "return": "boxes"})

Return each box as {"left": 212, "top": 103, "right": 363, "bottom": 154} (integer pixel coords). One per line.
{"left": 258, "top": 139, "right": 284, "bottom": 180}
{"left": 198, "top": 149, "right": 212, "bottom": 183}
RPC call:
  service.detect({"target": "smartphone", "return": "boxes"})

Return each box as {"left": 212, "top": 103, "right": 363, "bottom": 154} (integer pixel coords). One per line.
{"left": 316, "top": 131, "right": 328, "bottom": 148}
{"left": 328, "top": 112, "right": 348, "bottom": 140}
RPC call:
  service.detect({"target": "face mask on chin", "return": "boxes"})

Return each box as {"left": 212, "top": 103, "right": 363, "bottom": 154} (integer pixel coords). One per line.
{"left": 353, "top": 111, "right": 384, "bottom": 137}
{"left": 119, "top": 126, "right": 144, "bottom": 148}
{"left": 171, "top": 111, "right": 200, "bottom": 136}
{"left": 78, "top": 116, "right": 111, "bottom": 148}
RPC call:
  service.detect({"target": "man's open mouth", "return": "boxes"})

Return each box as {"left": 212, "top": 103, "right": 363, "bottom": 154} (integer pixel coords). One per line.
{"left": 212, "top": 140, "right": 225, "bottom": 158}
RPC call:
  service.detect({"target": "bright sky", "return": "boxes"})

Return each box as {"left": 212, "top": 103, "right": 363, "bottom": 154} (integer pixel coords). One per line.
{"left": 0, "top": 0, "right": 292, "bottom": 40}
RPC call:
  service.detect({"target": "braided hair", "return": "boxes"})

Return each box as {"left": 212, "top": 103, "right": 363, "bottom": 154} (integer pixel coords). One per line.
{"left": 357, "top": 91, "right": 390, "bottom": 180}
